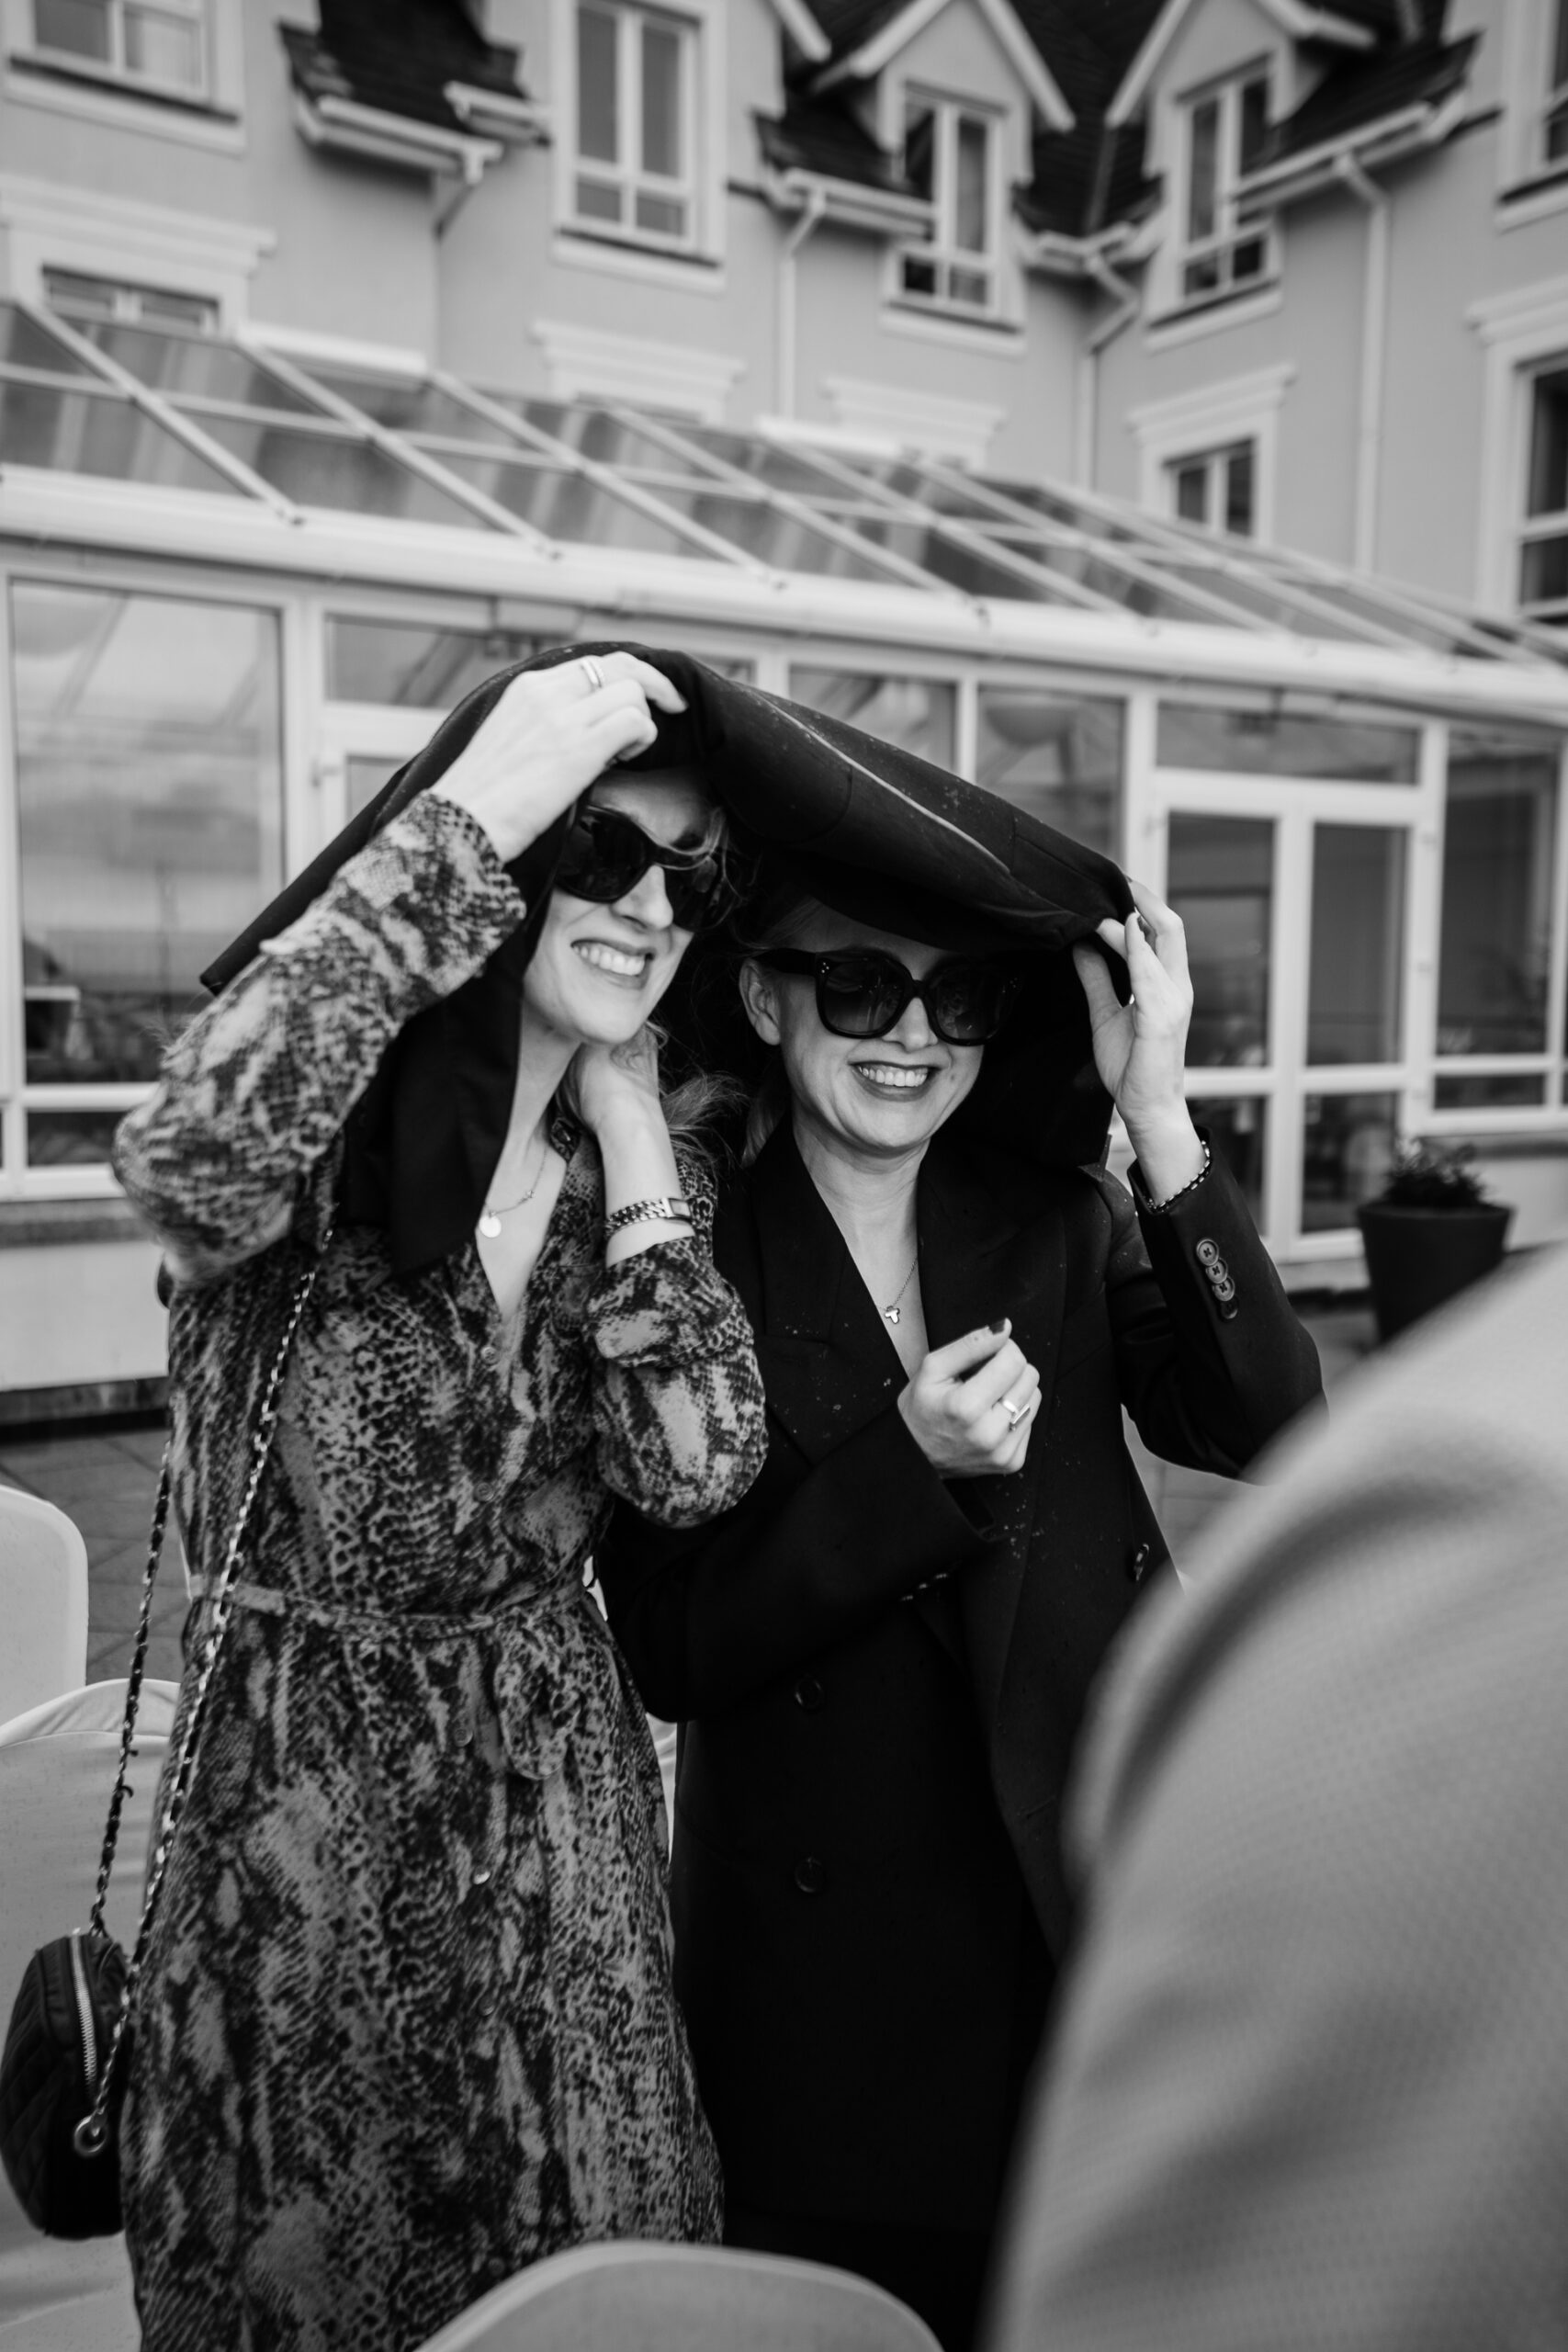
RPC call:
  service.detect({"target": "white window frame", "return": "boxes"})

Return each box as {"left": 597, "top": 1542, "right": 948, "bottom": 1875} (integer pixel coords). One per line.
{"left": 0, "top": 174, "right": 271, "bottom": 332}
{"left": 23, "top": 0, "right": 208, "bottom": 100}
{"left": 558, "top": 0, "right": 710, "bottom": 262}
{"left": 1174, "top": 62, "right": 1277, "bottom": 311}
{"left": 1166, "top": 441, "right": 1257, "bottom": 537}
{"left": 1469, "top": 274, "right": 1568, "bottom": 615}
{"left": 892, "top": 87, "right": 1006, "bottom": 322}
{"left": 1519, "top": 358, "right": 1568, "bottom": 622}
{"left": 1129, "top": 365, "right": 1293, "bottom": 547}
{"left": 1, "top": 0, "right": 243, "bottom": 150}
{"left": 1498, "top": 0, "right": 1568, "bottom": 209}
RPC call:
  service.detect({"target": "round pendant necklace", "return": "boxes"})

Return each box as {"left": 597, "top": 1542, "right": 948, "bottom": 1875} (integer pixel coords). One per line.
{"left": 478, "top": 1127, "right": 549, "bottom": 1240}
{"left": 883, "top": 1252, "right": 919, "bottom": 1327}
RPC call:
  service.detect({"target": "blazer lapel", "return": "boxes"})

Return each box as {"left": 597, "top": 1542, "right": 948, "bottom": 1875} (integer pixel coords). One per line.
{"left": 917, "top": 1141, "right": 1068, "bottom": 1734}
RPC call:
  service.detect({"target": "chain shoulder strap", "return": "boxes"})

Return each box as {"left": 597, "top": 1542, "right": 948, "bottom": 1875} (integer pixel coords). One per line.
{"left": 74, "top": 1233, "right": 331, "bottom": 2159}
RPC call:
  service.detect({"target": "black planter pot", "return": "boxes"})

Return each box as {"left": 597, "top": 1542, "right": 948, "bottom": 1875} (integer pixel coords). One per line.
{"left": 1356, "top": 1201, "right": 1514, "bottom": 1342}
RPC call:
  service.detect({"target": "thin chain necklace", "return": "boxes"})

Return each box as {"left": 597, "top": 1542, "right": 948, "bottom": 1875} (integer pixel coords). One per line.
{"left": 478, "top": 1125, "right": 549, "bottom": 1239}
{"left": 883, "top": 1250, "right": 919, "bottom": 1327}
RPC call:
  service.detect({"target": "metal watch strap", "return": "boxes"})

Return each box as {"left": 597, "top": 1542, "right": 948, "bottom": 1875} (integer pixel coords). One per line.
{"left": 604, "top": 1194, "right": 692, "bottom": 1236}
{"left": 73, "top": 1229, "right": 331, "bottom": 2160}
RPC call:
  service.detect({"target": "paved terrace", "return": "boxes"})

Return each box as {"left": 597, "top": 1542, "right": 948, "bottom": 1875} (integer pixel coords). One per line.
{"left": 0, "top": 1298, "right": 1377, "bottom": 1693}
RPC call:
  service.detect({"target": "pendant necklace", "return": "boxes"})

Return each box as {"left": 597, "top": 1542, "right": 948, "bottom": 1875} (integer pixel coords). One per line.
{"left": 478, "top": 1126, "right": 549, "bottom": 1239}
{"left": 883, "top": 1251, "right": 919, "bottom": 1327}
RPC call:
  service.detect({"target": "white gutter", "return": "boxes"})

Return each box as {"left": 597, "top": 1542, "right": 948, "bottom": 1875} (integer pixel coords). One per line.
{"left": 761, "top": 164, "right": 932, "bottom": 235}
{"left": 1337, "top": 153, "right": 1389, "bottom": 574}
{"left": 1238, "top": 86, "right": 1465, "bottom": 202}
{"left": 292, "top": 92, "right": 503, "bottom": 180}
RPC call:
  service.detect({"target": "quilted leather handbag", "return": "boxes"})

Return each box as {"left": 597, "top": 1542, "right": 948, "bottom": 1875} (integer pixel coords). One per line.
{"left": 0, "top": 1242, "right": 326, "bottom": 2237}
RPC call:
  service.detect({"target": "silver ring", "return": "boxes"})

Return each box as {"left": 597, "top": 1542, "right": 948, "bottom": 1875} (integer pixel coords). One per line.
{"left": 580, "top": 654, "right": 605, "bottom": 693}
{"left": 1001, "top": 1396, "right": 1025, "bottom": 1430}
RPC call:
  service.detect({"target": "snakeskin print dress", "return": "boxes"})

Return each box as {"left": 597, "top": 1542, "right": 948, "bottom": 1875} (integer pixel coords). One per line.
{"left": 111, "top": 794, "right": 766, "bottom": 2352}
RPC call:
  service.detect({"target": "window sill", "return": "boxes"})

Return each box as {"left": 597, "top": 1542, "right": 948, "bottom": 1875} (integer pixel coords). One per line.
{"left": 1496, "top": 162, "right": 1568, "bottom": 227}
{"left": 3, "top": 52, "right": 243, "bottom": 149}
{"left": 1145, "top": 281, "right": 1283, "bottom": 351}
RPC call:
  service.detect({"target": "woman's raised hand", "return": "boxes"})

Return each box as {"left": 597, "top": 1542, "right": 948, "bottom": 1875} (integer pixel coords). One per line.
{"left": 1072, "top": 880, "right": 1205, "bottom": 1202}
{"left": 434, "top": 653, "right": 687, "bottom": 865}
{"left": 572, "top": 1025, "right": 664, "bottom": 1146}
{"left": 898, "top": 1320, "right": 1041, "bottom": 1479}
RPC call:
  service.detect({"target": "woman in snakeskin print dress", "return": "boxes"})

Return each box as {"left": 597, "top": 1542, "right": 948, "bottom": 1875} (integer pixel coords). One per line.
{"left": 111, "top": 653, "right": 767, "bottom": 2350}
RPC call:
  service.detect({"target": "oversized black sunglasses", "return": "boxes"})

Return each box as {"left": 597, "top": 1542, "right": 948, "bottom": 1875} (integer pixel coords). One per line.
{"left": 757, "top": 949, "right": 1019, "bottom": 1045}
{"left": 555, "top": 804, "right": 741, "bottom": 933}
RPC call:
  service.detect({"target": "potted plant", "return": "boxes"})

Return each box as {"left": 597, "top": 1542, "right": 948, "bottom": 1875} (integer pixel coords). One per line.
{"left": 1356, "top": 1138, "right": 1514, "bottom": 1342}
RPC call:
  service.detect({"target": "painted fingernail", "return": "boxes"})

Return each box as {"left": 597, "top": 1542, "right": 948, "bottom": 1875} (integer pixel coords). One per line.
{"left": 988, "top": 1317, "right": 1010, "bottom": 1334}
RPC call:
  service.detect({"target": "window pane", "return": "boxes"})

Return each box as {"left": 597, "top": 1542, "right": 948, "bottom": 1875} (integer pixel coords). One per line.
{"left": 1168, "top": 814, "right": 1272, "bottom": 1068}
{"left": 197, "top": 417, "right": 490, "bottom": 526}
{"left": 949, "top": 266, "right": 990, "bottom": 309}
{"left": 635, "top": 191, "right": 687, "bottom": 237}
{"left": 1307, "top": 824, "right": 1406, "bottom": 1065}
{"left": 1239, "top": 75, "right": 1269, "bottom": 172}
{"left": 904, "top": 99, "right": 936, "bottom": 205}
{"left": 305, "top": 370, "right": 501, "bottom": 441}
{"left": 976, "top": 690, "right": 1123, "bottom": 855}
{"left": 1302, "top": 1092, "right": 1396, "bottom": 1231}
{"left": 438, "top": 450, "right": 715, "bottom": 556}
{"left": 125, "top": 5, "right": 201, "bottom": 86}
{"left": 1224, "top": 442, "right": 1255, "bottom": 534}
{"left": 575, "top": 177, "right": 623, "bottom": 221}
{"left": 1438, "top": 729, "right": 1559, "bottom": 1055}
{"left": 1174, "top": 462, "right": 1208, "bottom": 524}
{"left": 327, "top": 618, "right": 540, "bottom": 707}
{"left": 33, "top": 0, "right": 111, "bottom": 62}
{"left": 0, "top": 300, "right": 98, "bottom": 374}
{"left": 791, "top": 668, "right": 956, "bottom": 773}
{"left": 955, "top": 116, "right": 989, "bottom": 253}
{"left": 0, "top": 380, "right": 240, "bottom": 492}
{"left": 641, "top": 19, "right": 681, "bottom": 179}
{"left": 1519, "top": 532, "right": 1568, "bottom": 609}
{"left": 75, "top": 322, "right": 320, "bottom": 413}
{"left": 12, "top": 583, "right": 283, "bottom": 1085}
{"left": 1433, "top": 1072, "right": 1546, "bottom": 1110}
{"left": 25, "top": 1109, "right": 122, "bottom": 1169}
{"left": 1157, "top": 699, "right": 1420, "bottom": 781}
{"left": 1188, "top": 96, "right": 1219, "bottom": 243}
{"left": 578, "top": 6, "right": 619, "bottom": 163}
{"left": 902, "top": 253, "right": 937, "bottom": 298}
{"left": 1184, "top": 1096, "right": 1266, "bottom": 1225}
{"left": 1231, "top": 236, "right": 1267, "bottom": 282}
{"left": 1526, "top": 368, "right": 1568, "bottom": 518}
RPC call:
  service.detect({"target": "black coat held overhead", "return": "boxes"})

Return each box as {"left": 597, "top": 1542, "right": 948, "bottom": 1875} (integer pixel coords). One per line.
{"left": 596, "top": 1122, "right": 1323, "bottom": 2233}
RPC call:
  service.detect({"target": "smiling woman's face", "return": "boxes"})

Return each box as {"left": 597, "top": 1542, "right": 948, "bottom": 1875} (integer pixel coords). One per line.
{"left": 742, "top": 909, "right": 986, "bottom": 1169}
{"left": 520, "top": 770, "right": 713, "bottom": 1050}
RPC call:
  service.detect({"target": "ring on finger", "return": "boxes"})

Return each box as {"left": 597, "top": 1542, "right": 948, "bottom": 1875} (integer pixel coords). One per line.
{"left": 1001, "top": 1395, "right": 1027, "bottom": 1430}
{"left": 579, "top": 654, "right": 605, "bottom": 694}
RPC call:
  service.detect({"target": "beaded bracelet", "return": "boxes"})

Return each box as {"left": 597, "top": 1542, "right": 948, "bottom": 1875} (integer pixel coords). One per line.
{"left": 1147, "top": 1138, "right": 1211, "bottom": 1214}
{"left": 604, "top": 1193, "right": 693, "bottom": 1236}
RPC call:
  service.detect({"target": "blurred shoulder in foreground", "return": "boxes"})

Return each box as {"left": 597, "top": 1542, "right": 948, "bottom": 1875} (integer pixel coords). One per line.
{"left": 987, "top": 1243, "right": 1568, "bottom": 2352}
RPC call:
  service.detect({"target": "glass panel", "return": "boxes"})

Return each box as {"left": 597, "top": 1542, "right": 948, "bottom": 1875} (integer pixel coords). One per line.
{"left": 635, "top": 191, "right": 687, "bottom": 236}
{"left": 1187, "top": 96, "right": 1219, "bottom": 243}
{"left": 1307, "top": 824, "right": 1406, "bottom": 1065}
{"left": 303, "top": 370, "right": 504, "bottom": 441}
{"left": 499, "top": 399, "right": 722, "bottom": 474}
{"left": 347, "top": 757, "right": 392, "bottom": 820}
{"left": 790, "top": 668, "right": 956, "bottom": 773}
{"left": 902, "top": 254, "right": 938, "bottom": 298}
{"left": 1168, "top": 814, "right": 1272, "bottom": 1069}
{"left": 976, "top": 690, "right": 1122, "bottom": 855}
{"left": 1553, "top": 0, "right": 1568, "bottom": 88}
{"left": 74, "top": 322, "right": 321, "bottom": 413}
{"left": 0, "top": 300, "right": 99, "bottom": 376}
{"left": 1174, "top": 462, "right": 1208, "bottom": 524}
{"left": 844, "top": 521, "right": 1081, "bottom": 603}
{"left": 1224, "top": 443, "right": 1255, "bottom": 535}
{"left": 678, "top": 425, "right": 864, "bottom": 499}
{"left": 12, "top": 582, "right": 283, "bottom": 1085}
{"left": 1438, "top": 728, "right": 1559, "bottom": 1055}
{"left": 1302, "top": 1092, "right": 1397, "bottom": 1231}
{"left": 327, "top": 617, "right": 540, "bottom": 707}
{"left": 33, "top": 0, "right": 110, "bottom": 62}
{"left": 1526, "top": 368, "right": 1568, "bottom": 520}
{"left": 641, "top": 19, "right": 681, "bottom": 178}
{"left": 1519, "top": 533, "right": 1568, "bottom": 610}
{"left": 197, "top": 417, "right": 490, "bottom": 526}
{"left": 955, "top": 115, "right": 989, "bottom": 253}
{"left": 44, "top": 269, "right": 218, "bottom": 332}
{"left": 575, "top": 178, "right": 623, "bottom": 221}
{"left": 1432, "top": 1071, "right": 1546, "bottom": 1109}
{"left": 25, "top": 1108, "right": 122, "bottom": 1169}
{"left": 904, "top": 98, "right": 936, "bottom": 205}
{"left": 1239, "top": 74, "right": 1269, "bottom": 171}
{"left": 125, "top": 6, "right": 201, "bottom": 86}
{"left": 0, "top": 380, "right": 241, "bottom": 492}
{"left": 578, "top": 5, "right": 619, "bottom": 162}
{"left": 436, "top": 451, "right": 705, "bottom": 554}
{"left": 1184, "top": 1096, "right": 1266, "bottom": 1224}
{"left": 1157, "top": 698, "right": 1420, "bottom": 780}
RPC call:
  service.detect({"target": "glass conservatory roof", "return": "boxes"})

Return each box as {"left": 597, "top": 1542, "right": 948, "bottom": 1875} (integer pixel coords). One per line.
{"left": 2, "top": 296, "right": 1564, "bottom": 674}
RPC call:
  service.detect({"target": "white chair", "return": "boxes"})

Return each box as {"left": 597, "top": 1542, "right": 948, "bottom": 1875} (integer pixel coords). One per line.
{"left": 416, "top": 2241, "right": 943, "bottom": 2352}
{"left": 0, "top": 1491, "right": 89, "bottom": 1726}
{"left": 0, "top": 1679, "right": 175, "bottom": 2348}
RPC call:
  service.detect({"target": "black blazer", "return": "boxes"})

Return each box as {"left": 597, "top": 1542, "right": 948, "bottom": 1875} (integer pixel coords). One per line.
{"left": 598, "top": 1124, "right": 1323, "bottom": 2229}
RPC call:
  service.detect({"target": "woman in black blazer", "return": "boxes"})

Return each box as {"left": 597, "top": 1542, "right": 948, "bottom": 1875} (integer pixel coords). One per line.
{"left": 598, "top": 867, "right": 1323, "bottom": 2350}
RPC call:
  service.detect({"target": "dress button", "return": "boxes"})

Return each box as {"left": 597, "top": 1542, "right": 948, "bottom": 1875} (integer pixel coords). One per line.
{"left": 1128, "top": 1541, "right": 1154, "bottom": 1586}
{"left": 794, "top": 1855, "right": 827, "bottom": 1896}
{"left": 794, "top": 1676, "right": 824, "bottom": 1713}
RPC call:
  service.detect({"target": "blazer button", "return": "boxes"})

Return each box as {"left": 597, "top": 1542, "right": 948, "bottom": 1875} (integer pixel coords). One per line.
{"left": 794, "top": 1675, "right": 824, "bottom": 1713}
{"left": 1195, "top": 1238, "right": 1221, "bottom": 1268}
{"left": 1128, "top": 1542, "right": 1154, "bottom": 1586}
{"left": 794, "top": 1855, "right": 827, "bottom": 1896}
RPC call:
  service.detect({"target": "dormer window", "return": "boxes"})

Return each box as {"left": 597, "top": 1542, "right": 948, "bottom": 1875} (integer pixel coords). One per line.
{"left": 27, "top": 0, "right": 209, "bottom": 97}
{"left": 898, "top": 91, "right": 1000, "bottom": 317}
{"left": 572, "top": 1, "right": 696, "bottom": 248}
{"left": 1179, "top": 68, "right": 1272, "bottom": 305}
